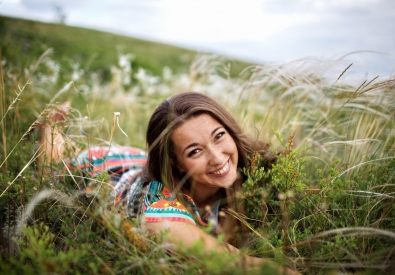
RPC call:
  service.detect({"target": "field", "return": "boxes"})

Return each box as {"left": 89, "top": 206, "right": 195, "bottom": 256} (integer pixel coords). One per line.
{"left": 1, "top": 15, "right": 395, "bottom": 275}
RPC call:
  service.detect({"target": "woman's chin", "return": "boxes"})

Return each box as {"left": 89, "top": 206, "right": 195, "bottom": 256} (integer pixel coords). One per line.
{"left": 211, "top": 171, "right": 237, "bottom": 189}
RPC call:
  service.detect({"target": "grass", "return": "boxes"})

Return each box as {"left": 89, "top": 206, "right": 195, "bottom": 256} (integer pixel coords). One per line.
{"left": 1, "top": 16, "right": 395, "bottom": 275}
{"left": 0, "top": 15, "right": 250, "bottom": 80}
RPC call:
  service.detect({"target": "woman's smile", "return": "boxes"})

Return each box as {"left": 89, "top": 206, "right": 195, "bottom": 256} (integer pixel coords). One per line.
{"left": 171, "top": 114, "right": 239, "bottom": 191}
{"left": 210, "top": 159, "right": 230, "bottom": 176}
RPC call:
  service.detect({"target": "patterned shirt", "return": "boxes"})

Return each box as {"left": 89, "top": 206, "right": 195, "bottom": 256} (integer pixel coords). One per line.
{"left": 68, "top": 146, "right": 217, "bottom": 227}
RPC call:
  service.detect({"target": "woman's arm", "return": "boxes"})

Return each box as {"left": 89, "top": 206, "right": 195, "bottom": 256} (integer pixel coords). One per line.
{"left": 144, "top": 221, "right": 300, "bottom": 274}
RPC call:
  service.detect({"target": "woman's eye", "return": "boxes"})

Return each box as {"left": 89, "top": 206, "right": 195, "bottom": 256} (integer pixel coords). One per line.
{"left": 188, "top": 149, "right": 200, "bottom": 157}
{"left": 214, "top": 131, "right": 225, "bottom": 141}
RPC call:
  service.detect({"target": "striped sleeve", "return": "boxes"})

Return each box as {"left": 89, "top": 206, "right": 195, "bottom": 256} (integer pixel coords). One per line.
{"left": 68, "top": 146, "right": 147, "bottom": 177}
{"left": 143, "top": 199, "right": 196, "bottom": 225}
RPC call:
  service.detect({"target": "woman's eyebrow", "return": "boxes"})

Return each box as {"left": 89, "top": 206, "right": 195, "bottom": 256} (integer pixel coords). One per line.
{"left": 183, "top": 142, "right": 199, "bottom": 155}
{"left": 211, "top": 126, "right": 222, "bottom": 137}
{"left": 182, "top": 126, "right": 223, "bottom": 154}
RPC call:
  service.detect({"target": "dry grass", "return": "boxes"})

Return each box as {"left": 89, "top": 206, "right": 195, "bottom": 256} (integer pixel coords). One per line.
{"left": 1, "top": 49, "right": 395, "bottom": 274}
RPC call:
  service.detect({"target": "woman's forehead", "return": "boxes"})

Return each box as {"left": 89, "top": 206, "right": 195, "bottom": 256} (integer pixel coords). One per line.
{"left": 177, "top": 114, "right": 220, "bottom": 131}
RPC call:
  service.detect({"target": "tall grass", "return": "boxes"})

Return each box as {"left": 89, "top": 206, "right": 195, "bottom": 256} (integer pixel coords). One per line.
{"left": 0, "top": 48, "right": 395, "bottom": 274}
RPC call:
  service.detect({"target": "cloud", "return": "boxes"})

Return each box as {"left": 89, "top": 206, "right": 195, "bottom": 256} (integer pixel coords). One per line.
{"left": 263, "top": 0, "right": 390, "bottom": 13}
{"left": 20, "top": 0, "right": 91, "bottom": 11}
{"left": 2, "top": 0, "right": 21, "bottom": 3}
{"left": 1, "top": 0, "right": 393, "bottom": 75}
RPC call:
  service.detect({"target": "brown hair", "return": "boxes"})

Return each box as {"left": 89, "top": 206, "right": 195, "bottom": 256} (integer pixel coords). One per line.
{"left": 143, "top": 91, "right": 276, "bottom": 191}
{"left": 143, "top": 91, "right": 276, "bottom": 246}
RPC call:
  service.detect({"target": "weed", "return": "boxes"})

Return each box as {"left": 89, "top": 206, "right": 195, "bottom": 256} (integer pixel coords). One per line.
{"left": 1, "top": 30, "right": 395, "bottom": 274}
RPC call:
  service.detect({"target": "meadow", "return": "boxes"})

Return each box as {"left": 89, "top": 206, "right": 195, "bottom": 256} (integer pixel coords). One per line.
{"left": 1, "top": 16, "right": 395, "bottom": 275}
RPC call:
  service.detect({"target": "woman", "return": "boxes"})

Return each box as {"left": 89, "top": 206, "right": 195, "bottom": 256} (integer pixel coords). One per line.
{"left": 135, "top": 92, "right": 275, "bottom": 236}
{"left": 38, "top": 92, "right": 299, "bottom": 274}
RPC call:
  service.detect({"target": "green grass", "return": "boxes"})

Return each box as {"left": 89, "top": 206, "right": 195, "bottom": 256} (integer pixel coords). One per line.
{"left": 1, "top": 16, "right": 395, "bottom": 275}
{"left": 0, "top": 15, "right": 250, "bottom": 80}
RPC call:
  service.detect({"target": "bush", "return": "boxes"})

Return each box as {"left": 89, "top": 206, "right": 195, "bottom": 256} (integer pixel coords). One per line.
{"left": 1, "top": 45, "right": 395, "bottom": 274}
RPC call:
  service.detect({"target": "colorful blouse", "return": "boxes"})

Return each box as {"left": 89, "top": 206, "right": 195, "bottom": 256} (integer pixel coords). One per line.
{"left": 68, "top": 146, "right": 217, "bottom": 227}
{"left": 133, "top": 180, "right": 210, "bottom": 226}
{"left": 68, "top": 146, "right": 147, "bottom": 201}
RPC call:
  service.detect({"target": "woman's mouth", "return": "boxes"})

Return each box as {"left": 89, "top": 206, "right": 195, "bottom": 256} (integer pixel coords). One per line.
{"left": 211, "top": 160, "right": 230, "bottom": 175}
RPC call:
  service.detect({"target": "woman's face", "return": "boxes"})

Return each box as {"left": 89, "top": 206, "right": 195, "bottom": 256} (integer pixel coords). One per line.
{"left": 171, "top": 114, "right": 239, "bottom": 190}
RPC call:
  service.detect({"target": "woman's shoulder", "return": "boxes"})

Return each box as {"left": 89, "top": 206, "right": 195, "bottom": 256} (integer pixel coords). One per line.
{"left": 136, "top": 180, "right": 202, "bottom": 225}
{"left": 143, "top": 196, "right": 196, "bottom": 225}
{"left": 140, "top": 180, "right": 180, "bottom": 206}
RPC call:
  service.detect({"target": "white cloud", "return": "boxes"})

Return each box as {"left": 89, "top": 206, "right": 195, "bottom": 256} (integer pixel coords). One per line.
{"left": 302, "top": 0, "right": 381, "bottom": 10}
{"left": 20, "top": 0, "right": 91, "bottom": 10}
{"left": 2, "top": 0, "right": 21, "bottom": 3}
{"left": 0, "top": 0, "right": 393, "bottom": 75}
{"left": 131, "top": 0, "right": 317, "bottom": 45}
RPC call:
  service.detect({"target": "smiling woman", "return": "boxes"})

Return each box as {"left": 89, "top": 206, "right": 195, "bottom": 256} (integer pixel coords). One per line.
{"left": 171, "top": 114, "right": 239, "bottom": 190}
{"left": 37, "top": 92, "right": 299, "bottom": 274}
{"left": 133, "top": 92, "right": 300, "bottom": 274}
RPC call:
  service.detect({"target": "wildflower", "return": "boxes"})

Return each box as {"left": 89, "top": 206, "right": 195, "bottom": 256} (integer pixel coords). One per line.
{"left": 250, "top": 151, "right": 259, "bottom": 174}
{"left": 121, "top": 220, "right": 147, "bottom": 251}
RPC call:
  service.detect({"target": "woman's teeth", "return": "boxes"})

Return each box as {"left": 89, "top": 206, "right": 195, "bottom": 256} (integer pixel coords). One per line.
{"left": 212, "top": 161, "right": 229, "bottom": 175}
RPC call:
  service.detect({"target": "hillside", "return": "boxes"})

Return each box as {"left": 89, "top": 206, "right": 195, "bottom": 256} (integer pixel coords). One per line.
{"left": 0, "top": 15, "right": 250, "bottom": 79}
{"left": 2, "top": 14, "right": 395, "bottom": 275}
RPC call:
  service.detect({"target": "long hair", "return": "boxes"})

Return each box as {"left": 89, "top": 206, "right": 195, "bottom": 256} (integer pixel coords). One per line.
{"left": 143, "top": 91, "right": 276, "bottom": 189}
{"left": 142, "top": 91, "right": 276, "bottom": 247}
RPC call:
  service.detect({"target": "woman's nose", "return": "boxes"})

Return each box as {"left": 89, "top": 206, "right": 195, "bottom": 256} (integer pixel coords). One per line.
{"left": 208, "top": 147, "right": 224, "bottom": 166}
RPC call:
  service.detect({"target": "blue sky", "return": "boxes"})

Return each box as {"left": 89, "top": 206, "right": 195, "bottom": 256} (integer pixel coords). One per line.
{"left": 1, "top": 0, "right": 394, "bottom": 79}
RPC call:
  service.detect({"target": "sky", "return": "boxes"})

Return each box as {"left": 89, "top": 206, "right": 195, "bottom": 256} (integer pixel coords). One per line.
{"left": 1, "top": 0, "right": 395, "bottom": 80}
